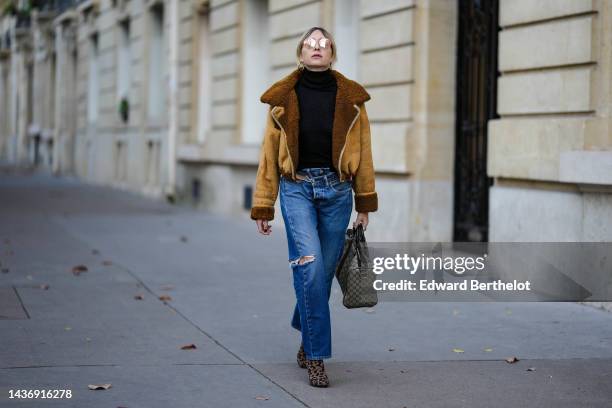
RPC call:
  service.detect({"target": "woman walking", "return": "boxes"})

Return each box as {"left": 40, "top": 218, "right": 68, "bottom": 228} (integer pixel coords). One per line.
{"left": 250, "top": 26, "right": 378, "bottom": 387}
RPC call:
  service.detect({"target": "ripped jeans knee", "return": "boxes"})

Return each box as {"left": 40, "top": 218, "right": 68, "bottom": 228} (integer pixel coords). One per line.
{"left": 289, "top": 255, "right": 316, "bottom": 267}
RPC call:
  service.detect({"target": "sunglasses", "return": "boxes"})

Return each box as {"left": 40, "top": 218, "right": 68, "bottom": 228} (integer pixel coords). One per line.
{"left": 303, "top": 37, "right": 331, "bottom": 50}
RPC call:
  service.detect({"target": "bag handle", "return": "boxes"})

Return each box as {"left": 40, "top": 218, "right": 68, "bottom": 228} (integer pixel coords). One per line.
{"left": 355, "top": 223, "right": 365, "bottom": 242}
{"left": 353, "top": 223, "right": 365, "bottom": 267}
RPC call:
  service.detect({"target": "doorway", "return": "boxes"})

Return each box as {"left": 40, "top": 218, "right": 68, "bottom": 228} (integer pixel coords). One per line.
{"left": 453, "top": 0, "right": 499, "bottom": 242}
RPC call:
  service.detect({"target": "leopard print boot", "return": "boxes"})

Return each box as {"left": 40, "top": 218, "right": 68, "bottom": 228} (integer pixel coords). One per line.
{"left": 297, "top": 343, "right": 307, "bottom": 369}
{"left": 305, "top": 359, "right": 329, "bottom": 387}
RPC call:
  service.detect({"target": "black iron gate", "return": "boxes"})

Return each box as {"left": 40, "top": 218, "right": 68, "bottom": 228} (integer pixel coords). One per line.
{"left": 453, "top": 0, "right": 499, "bottom": 242}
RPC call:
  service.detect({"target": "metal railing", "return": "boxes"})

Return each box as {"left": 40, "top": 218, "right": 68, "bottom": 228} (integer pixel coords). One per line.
{"left": 34, "top": 0, "right": 80, "bottom": 14}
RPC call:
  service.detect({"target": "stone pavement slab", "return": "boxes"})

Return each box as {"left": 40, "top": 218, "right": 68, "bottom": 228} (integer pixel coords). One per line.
{"left": 2, "top": 365, "right": 304, "bottom": 408}
{"left": 253, "top": 359, "right": 612, "bottom": 408}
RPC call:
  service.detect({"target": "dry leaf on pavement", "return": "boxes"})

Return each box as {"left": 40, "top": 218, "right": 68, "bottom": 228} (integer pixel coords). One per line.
{"left": 72, "top": 265, "right": 88, "bottom": 275}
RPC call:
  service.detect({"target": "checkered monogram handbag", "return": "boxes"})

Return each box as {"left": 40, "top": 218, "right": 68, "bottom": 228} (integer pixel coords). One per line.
{"left": 334, "top": 223, "right": 378, "bottom": 309}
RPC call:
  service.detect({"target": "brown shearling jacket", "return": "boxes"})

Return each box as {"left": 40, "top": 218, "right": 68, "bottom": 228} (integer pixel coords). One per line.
{"left": 250, "top": 68, "right": 378, "bottom": 221}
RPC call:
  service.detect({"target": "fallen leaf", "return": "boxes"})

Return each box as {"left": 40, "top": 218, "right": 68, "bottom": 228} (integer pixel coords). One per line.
{"left": 526, "top": 367, "right": 536, "bottom": 371}
{"left": 388, "top": 348, "right": 395, "bottom": 351}
{"left": 254, "top": 395, "right": 270, "bottom": 400}
{"left": 159, "top": 295, "right": 172, "bottom": 302}
{"left": 65, "top": 326, "right": 72, "bottom": 331}
{"left": 134, "top": 294, "right": 144, "bottom": 300}
{"left": 452, "top": 348, "right": 464, "bottom": 353}
{"left": 180, "top": 343, "right": 197, "bottom": 350}
{"left": 88, "top": 383, "right": 112, "bottom": 390}
{"left": 72, "top": 265, "right": 88, "bottom": 275}
{"left": 40, "top": 284, "right": 50, "bottom": 290}
{"left": 505, "top": 356, "right": 519, "bottom": 363}
{"left": 484, "top": 348, "right": 493, "bottom": 352}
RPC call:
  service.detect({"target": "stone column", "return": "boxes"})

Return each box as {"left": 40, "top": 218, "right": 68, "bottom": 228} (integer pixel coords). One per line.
{"left": 0, "top": 53, "right": 10, "bottom": 159}
{"left": 410, "top": 0, "right": 458, "bottom": 241}
{"left": 52, "top": 15, "right": 77, "bottom": 175}
{"left": 13, "top": 30, "right": 32, "bottom": 164}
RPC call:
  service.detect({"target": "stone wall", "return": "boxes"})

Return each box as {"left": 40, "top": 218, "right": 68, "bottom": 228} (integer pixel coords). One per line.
{"left": 489, "top": 0, "right": 612, "bottom": 242}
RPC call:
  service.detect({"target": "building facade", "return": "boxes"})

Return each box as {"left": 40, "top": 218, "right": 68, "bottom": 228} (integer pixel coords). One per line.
{"left": 0, "top": 0, "right": 611, "bottom": 243}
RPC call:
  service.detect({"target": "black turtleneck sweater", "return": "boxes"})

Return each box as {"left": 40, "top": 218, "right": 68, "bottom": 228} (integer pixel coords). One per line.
{"left": 294, "top": 67, "right": 337, "bottom": 170}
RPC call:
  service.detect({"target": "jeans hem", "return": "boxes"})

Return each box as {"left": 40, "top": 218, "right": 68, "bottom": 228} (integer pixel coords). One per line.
{"left": 306, "top": 354, "right": 331, "bottom": 360}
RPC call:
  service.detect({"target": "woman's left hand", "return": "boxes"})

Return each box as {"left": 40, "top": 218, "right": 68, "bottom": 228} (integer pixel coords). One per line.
{"left": 353, "top": 212, "right": 369, "bottom": 231}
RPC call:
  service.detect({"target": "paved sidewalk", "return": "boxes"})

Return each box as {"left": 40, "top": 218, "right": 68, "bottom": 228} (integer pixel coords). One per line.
{"left": 1, "top": 165, "right": 611, "bottom": 408}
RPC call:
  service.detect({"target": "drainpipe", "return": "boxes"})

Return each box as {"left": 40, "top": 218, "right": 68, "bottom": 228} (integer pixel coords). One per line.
{"left": 166, "top": 0, "right": 179, "bottom": 202}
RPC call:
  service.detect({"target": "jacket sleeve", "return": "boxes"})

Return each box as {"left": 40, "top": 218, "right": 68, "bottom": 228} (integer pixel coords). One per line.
{"left": 352, "top": 102, "right": 378, "bottom": 213}
{"left": 250, "top": 106, "right": 281, "bottom": 221}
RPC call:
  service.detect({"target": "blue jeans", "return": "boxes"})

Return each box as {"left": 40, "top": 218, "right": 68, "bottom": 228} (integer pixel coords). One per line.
{"left": 279, "top": 167, "right": 353, "bottom": 360}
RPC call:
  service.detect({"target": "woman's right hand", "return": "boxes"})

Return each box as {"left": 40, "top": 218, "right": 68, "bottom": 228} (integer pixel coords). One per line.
{"left": 256, "top": 219, "right": 272, "bottom": 235}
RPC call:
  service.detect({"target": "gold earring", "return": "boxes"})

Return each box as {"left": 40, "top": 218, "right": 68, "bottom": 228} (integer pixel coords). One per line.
{"left": 298, "top": 61, "right": 305, "bottom": 70}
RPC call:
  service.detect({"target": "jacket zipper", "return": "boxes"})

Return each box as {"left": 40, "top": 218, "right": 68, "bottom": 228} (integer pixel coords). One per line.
{"left": 270, "top": 106, "right": 295, "bottom": 179}
{"left": 337, "top": 104, "right": 361, "bottom": 182}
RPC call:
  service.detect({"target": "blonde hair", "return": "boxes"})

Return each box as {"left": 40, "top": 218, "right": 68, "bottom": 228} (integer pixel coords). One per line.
{"left": 295, "top": 26, "right": 338, "bottom": 70}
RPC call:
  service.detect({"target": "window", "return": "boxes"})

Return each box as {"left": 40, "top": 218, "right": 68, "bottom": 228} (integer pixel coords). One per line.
{"left": 333, "top": 0, "right": 359, "bottom": 78}
{"left": 240, "top": 0, "right": 269, "bottom": 144}
{"left": 147, "top": 5, "right": 166, "bottom": 120}
{"left": 117, "top": 19, "right": 131, "bottom": 120}
{"left": 194, "top": 9, "right": 211, "bottom": 143}
{"left": 87, "top": 33, "right": 99, "bottom": 124}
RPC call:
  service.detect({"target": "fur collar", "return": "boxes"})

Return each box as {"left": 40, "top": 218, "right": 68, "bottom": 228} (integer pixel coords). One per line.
{"left": 260, "top": 68, "right": 371, "bottom": 106}
{"left": 259, "top": 68, "right": 371, "bottom": 175}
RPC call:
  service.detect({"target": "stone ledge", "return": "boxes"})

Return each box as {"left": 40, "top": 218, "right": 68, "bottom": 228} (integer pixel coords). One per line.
{"left": 560, "top": 151, "right": 612, "bottom": 185}
{"left": 488, "top": 117, "right": 611, "bottom": 183}
{"left": 177, "top": 143, "right": 259, "bottom": 165}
